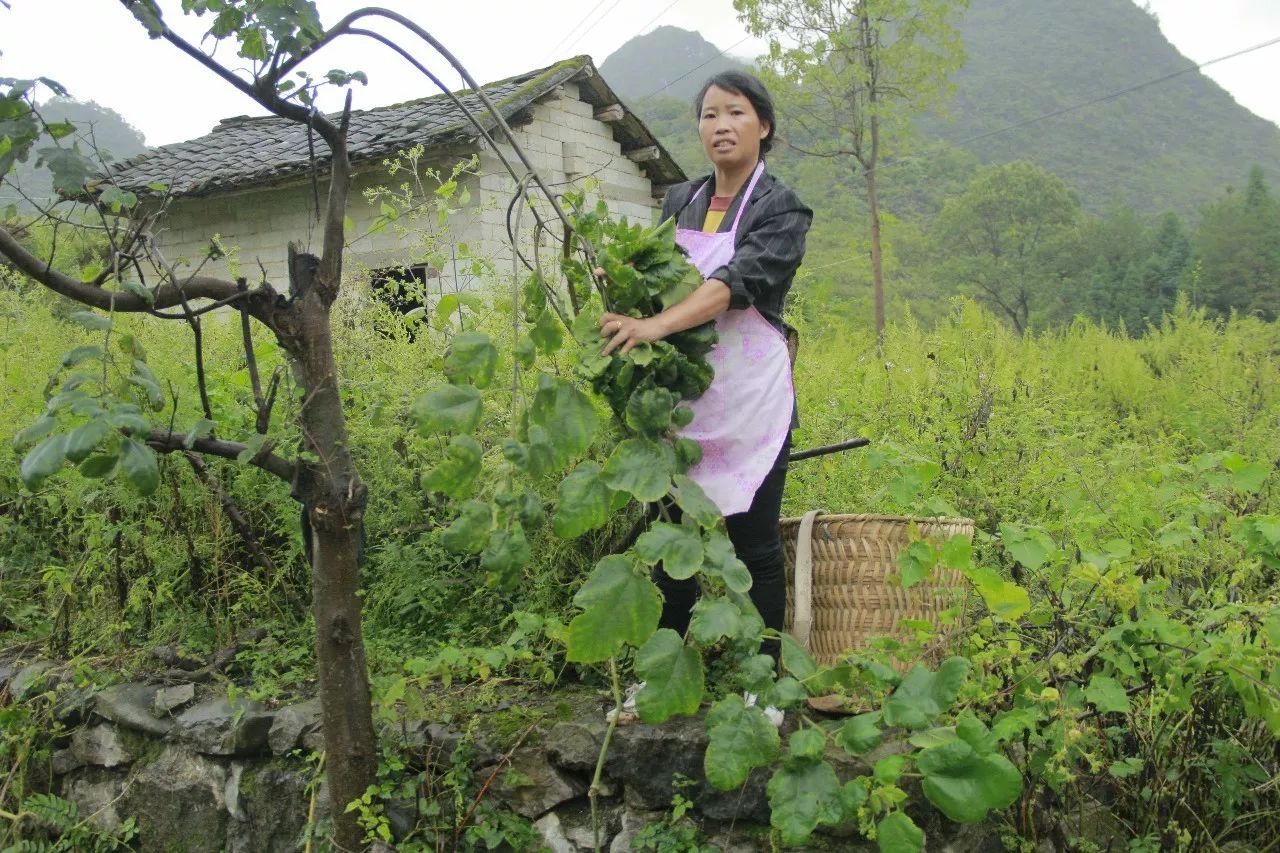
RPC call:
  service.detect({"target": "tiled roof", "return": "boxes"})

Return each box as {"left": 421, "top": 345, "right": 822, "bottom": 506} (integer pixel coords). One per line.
{"left": 105, "top": 56, "right": 685, "bottom": 197}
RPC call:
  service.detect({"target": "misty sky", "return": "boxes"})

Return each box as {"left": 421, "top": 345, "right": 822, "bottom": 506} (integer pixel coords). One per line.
{"left": 0, "top": 0, "right": 1277, "bottom": 147}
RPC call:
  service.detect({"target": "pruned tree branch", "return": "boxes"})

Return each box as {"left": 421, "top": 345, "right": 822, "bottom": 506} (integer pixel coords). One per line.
{"left": 147, "top": 429, "right": 294, "bottom": 483}
{"left": 0, "top": 223, "right": 277, "bottom": 318}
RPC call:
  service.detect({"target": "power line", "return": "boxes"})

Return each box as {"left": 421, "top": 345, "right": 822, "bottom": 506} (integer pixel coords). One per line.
{"left": 564, "top": 0, "right": 629, "bottom": 54}
{"left": 637, "top": 34, "right": 753, "bottom": 103}
{"left": 945, "top": 33, "right": 1280, "bottom": 152}
{"left": 790, "top": 33, "right": 1280, "bottom": 276}
{"left": 544, "top": 0, "right": 612, "bottom": 61}
{"left": 633, "top": 0, "right": 685, "bottom": 39}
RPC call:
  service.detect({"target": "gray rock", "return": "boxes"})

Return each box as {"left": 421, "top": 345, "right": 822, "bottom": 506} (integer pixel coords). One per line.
{"left": 175, "top": 696, "right": 274, "bottom": 756}
{"left": 225, "top": 762, "right": 246, "bottom": 821}
{"left": 696, "top": 765, "right": 770, "bottom": 824}
{"left": 558, "top": 799, "right": 620, "bottom": 851}
{"left": 546, "top": 720, "right": 604, "bottom": 772}
{"left": 153, "top": 683, "right": 196, "bottom": 716}
{"left": 267, "top": 697, "right": 322, "bottom": 755}
{"left": 63, "top": 769, "right": 125, "bottom": 835}
{"left": 226, "top": 765, "right": 311, "bottom": 853}
{"left": 385, "top": 798, "right": 418, "bottom": 842}
{"left": 52, "top": 748, "right": 83, "bottom": 775}
{"left": 53, "top": 685, "right": 96, "bottom": 726}
{"left": 11, "top": 661, "right": 55, "bottom": 698}
{"left": 119, "top": 746, "right": 228, "bottom": 852}
{"left": 486, "top": 747, "right": 588, "bottom": 819}
{"left": 70, "top": 724, "right": 133, "bottom": 768}
{"left": 94, "top": 683, "right": 173, "bottom": 737}
{"left": 605, "top": 716, "right": 707, "bottom": 811}
{"left": 609, "top": 807, "right": 664, "bottom": 853}
{"left": 535, "top": 812, "right": 576, "bottom": 853}
{"left": 301, "top": 728, "right": 325, "bottom": 753}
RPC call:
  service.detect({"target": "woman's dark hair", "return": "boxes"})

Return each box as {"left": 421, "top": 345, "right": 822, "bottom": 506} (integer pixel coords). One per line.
{"left": 694, "top": 71, "right": 778, "bottom": 155}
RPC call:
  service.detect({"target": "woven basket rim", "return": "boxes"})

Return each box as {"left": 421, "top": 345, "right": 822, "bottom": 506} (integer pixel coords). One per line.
{"left": 780, "top": 511, "right": 975, "bottom": 527}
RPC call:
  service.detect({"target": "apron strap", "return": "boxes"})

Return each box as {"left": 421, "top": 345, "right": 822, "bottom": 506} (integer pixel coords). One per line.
{"left": 791, "top": 508, "right": 824, "bottom": 652}
{"left": 730, "top": 160, "right": 767, "bottom": 232}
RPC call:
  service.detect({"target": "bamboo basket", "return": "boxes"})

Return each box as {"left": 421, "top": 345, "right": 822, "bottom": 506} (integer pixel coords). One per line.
{"left": 782, "top": 512, "right": 973, "bottom": 666}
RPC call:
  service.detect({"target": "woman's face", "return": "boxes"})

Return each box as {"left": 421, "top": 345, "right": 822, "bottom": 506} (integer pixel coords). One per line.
{"left": 698, "top": 85, "right": 770, "bottom": 174}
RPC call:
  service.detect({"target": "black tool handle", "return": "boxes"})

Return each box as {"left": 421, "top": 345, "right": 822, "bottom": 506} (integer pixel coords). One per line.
{"left": 787, "top": 437, "right": 871, "bottom": 463}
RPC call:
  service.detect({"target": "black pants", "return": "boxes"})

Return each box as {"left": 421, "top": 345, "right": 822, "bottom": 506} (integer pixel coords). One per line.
{"left": 654, "top": 434, "right": 791, "bottom": 661}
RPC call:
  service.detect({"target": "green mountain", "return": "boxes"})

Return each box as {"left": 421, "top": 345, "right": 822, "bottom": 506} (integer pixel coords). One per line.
{"left": 3, "top": 98, "right": 147, "bottom": 212}
{"left": 599, "top": 25, "right": 749, "bottom": 107}
{"left": 602, "top": 2, "right": 1280, "bottom": 216}
{"left": 922, "top": 0, "right": 1280, "bottom": 215}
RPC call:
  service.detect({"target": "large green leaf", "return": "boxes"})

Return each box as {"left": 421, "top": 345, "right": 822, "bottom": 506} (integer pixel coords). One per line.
{"left": 413, "top": 384, "right": 482, "bottom": 435}
{"left": 423, "top": 434, "right": 483, "bottom": 498}
{"left": 897, "top": 540, "right": 935, "bottom": 589}
{"left": 780, "top": 633, "right": 819, "bottom": 686}
{"left": 119, "top": 437, "right": 159, "bottom": 496}
{"left": 883, "top": 657, "right": 971, "bottom": 730}
{"left": 68, "top": 310, "right": 111, "bottom": 332}
{"left": 964, "top": 566, "right": 1030, "bottom": 622}
{"left": 836, "top": 712, "right": 884, "bottom": 754}
{"left": 63, "top": 419, "right": 110, "bottom": 464}
{"left": 552, "top": 462, "right": 614, "bottom": 538}
{"left": 704, "top": 694, "right": 780, "bottom": 789}
{"left": 876, "top": 811, "right": 925, "bottom": 853}
{"left": 480, "top": 525, "right": 531, "bottom": 587}
{"left": 671, "top": 474, "right": 720, "bottom": 528}
{"left": 529, "top": 308, "right": 563, "bottom": 355}
{"left": 767, "top": 757, "right": 845, "bottom": 846}
{"left": 61, "top": 344, "right": 104, "bottom": 367}
{"left": 1084, "top": 674, "right": 1131, "bottom": 714}
{"left": 20, "top": 434, "right": 67, "bottom": 490}
{"left": 624, "top": 386, "right": 676, "bottom": 435}
{"left": 566, "top": 555, "right": 661, "bottom": 663}
{"left": 528, "top": 374, "right": 598, "bottom": 467}
{"left": 998, "top": 523, "right": 1056, "bottom": 570}
{"left": 602, "top": 437, "right": 676, "bottom": 502}
{"left": 688, "top": 596, "right": 744, "bottom": 646}
{"left": 441, "top": 500, "right": 493, "bottom": 554}
{"left": 787, "top": 728, "right": 827, "bottom": 760}
{"left": 13, "top": 416, "right": 57, "bottom": 449}
{"left": 78, "top": 453, "right": 118, "bottom": 479}
{"left": 702, "top": 530, "right": 752, "bottom": 593}
{"left": 918, "top": 739, "right": 1022, "bottom": 823}
{"left": 444, "top": 332, "right": 499, "bottom": 389}
{"left": 635, "top": 522, "right": 704, "bottom": 580}
{"left": 634, "top": 629, "right": 704, "bottom": 723}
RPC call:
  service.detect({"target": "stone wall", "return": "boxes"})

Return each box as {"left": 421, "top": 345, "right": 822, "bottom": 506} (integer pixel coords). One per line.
{"left": 151, "top": 82, "right": 661, "bottom": 291}
{"left": 0, "top": 646, "right": 1037, "bottom": 852}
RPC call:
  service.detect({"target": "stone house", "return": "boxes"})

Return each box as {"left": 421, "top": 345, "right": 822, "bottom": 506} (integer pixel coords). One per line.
{"left": 105, "top": 56, "right": 686, "bottom": 294}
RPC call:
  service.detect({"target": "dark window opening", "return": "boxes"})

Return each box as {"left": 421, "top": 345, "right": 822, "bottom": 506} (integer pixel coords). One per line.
{"left": 370, "top": 263, "right": 438, "bottom": 315}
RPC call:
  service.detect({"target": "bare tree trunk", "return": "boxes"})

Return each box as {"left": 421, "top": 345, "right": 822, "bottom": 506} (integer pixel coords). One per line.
{"left": 859, "top": 6, "right": 886, "bottom": 351}
{"left": 287, "top": 252, "right": 376, "bottom": 852}
{"left": 867, "top": 153, "right": 885, "bottom": 350}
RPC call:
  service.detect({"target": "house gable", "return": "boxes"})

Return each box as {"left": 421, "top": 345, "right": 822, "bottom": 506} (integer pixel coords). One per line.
{"left": 108, "top": 57, "right": 687, "bottom": 286}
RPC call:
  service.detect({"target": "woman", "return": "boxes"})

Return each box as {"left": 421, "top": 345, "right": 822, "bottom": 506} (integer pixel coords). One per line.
{"left": 599, "top": 71, "right": 812, "bottom": 720}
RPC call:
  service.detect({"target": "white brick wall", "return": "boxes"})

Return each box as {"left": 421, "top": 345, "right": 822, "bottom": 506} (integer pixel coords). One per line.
{"left": 151, "top": 89, "right": 663, "bottom": 296}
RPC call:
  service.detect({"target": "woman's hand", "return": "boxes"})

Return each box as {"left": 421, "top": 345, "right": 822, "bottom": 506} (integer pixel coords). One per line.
{"left": 599, "top": 312, "right": 669, "bottom": 355}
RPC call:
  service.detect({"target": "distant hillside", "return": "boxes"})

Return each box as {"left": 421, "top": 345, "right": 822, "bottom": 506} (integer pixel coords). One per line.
{"left": 3, "top": 99, "right": 147, "bottom": 212}
{"left": 602, "top": 1, "right": 1280, "bottom": 217}
{"left": 921, "top": 0, "right": 1280, "bottom": 215}
{"left": 599, "top": 26, "right": 749, "bottom": 105}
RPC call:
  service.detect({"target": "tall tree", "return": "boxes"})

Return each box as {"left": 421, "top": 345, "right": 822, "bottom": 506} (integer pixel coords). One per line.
{"left": 1195, "top": 165, "right": 1280, "bottom": 320}
{"left": 735, "top": 0, "right": 968, "bottom": 344}
{"left": 1140, "top": 211, "right": 1192, "bottom": 321}
{"left": 0, "top": 2, "right": 571, "bottom": 846}
{"left": 934, "top": 160, "right": 1080, "bottom": 333}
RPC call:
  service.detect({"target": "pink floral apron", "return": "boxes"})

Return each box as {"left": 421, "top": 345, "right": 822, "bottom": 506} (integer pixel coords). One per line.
{"left": 677, "top": 161, "right": 794, "bottom": 516}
